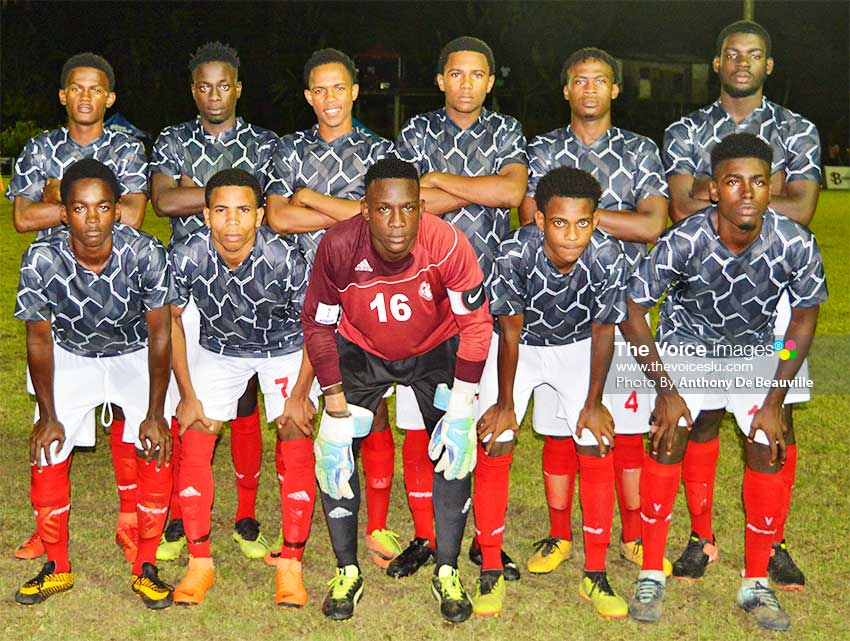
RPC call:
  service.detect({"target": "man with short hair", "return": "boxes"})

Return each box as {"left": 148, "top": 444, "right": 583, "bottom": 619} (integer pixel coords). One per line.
{"left": 14, "top": 159, "right": 174, "bottom": 609}
{"left": 518, "top": 47, "right": 669, "bottom": 578}
{"left": 301, "top": 158, "right": 492, "bottom": 623}
{"left": 623, "top": 133, "right": 827, "bottom": 631}
{"left": 264, "top": 48, "right": 399, "bottom": 570}
{"left": 662, "top": 20, "right": 821, "bottom": 588}
{"left": 390, "top": 36, "right": 527, "bottom": 581}
{"left": 150, "top": 42, "right": 279, "bottom": 561}
{"left": 7, "top": 51, "right": 149, "bottom": 564}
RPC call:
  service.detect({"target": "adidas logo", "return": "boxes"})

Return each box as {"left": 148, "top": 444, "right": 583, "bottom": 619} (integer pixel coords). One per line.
{"left": 328, "top": 507, "right": 353, "bottom": 519}
{"left": 287, "top": 490, "right": 311, "bottom": 502}
{"left": 179, "top": 486, "right": 202, "bottom": 498}
{"left": 355, "top": 258, "right": 373, "bottom": 272}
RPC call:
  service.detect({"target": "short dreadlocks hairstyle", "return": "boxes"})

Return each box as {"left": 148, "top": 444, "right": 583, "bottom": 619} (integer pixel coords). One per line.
{"left": 189, "top": 41, "right": 240, "bottom": 75}
{"left": 710, "top": 133, "right": 773, "bottom": 177}
{"left": 437, "top": 36, "right": 495, "bottom": 75}
{"left": 303, "top": 48, "right": 358, "bottom": 87}
{"left": 60, "top": 158, "right": 120, "bottom": 204}
{"left": 560, "top": 47, "right": 620, "bottom": 86}
{"left": 364, "top": 158, "right": 419, "bottom": 191}
{"left": 61, "top": 52, "right": 115, "bottom": 90}
{"left": 204, "top": 168, "right": 262, "bottom": 207}
{"left": 534, "top": 166, "right": 602, "bottom": 213}
{"left": 715, "top": 20, "right": 772, "bottom": 58}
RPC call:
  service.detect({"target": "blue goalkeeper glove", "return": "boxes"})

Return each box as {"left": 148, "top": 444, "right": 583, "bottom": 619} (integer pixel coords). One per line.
{"left": 314, "top": 404, "right": 374, "bottom": 500}
{"left": 428, "top": 380, "right": 478, "bottom": 481}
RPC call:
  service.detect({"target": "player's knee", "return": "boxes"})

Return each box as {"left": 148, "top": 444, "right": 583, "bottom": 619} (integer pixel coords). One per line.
{"left": 479, "top": 430, "right": 515, "bottom": 457}
{"left": 278, "top": 421, "right": 308, "bottom": 442}
{"left": 689, "top": 409, "right": 723, "bottom": 442}
{"left": 110, "top": 403, "right": 126, "bottom": 421}
{"left": 744, "top": 441, "right": 782, "bottom": 475}
{"left": 187, "top": 420, "right": 223, "bottom": 436}
{"left": 236, "top": 377, "right": 259, "bottom": 416}
{"left": 370, "top": 400, "right": 390, "bottom": 432}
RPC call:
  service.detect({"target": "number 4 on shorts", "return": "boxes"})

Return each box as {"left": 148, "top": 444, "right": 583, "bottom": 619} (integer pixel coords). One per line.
{"left": 624, "top": 391, "right": 638, "bottom": 413}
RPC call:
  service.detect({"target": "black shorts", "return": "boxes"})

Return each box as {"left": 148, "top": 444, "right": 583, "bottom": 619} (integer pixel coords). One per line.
{"left": 337, "top": 334, "right": 459, "bottom": 435}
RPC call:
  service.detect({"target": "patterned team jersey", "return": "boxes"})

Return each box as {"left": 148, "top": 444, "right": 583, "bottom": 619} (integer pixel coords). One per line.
{"left": 392, "top": 108, "right": 527, "bottom": 283}
{"left": 264, "top": 126, "right": 393, "bottom": 265}
{"left": 171, "top": 226, "right": 307, "bottom": 358}
{"left": 629, "top": 208, "right": 828, "bottom": 352}
{"left": 150, "top": 117, "right": 278, "bottom": 245}
{"left": 6, "top": 127, "right": 148, "bottom": 239}
{"left": 663, "top": 98, "right": 821, "bottom": 183}
{"left": 15, "top": 224, "right": 173, "bottom": 357}
{"left": 302, "top": 214, "right": 493, "bottom": 388}
{"left": 526, "top": 126, "right": 668, "bottom": 270}
{"left": 490, "top": 225, "right": 628, "bottom": 346}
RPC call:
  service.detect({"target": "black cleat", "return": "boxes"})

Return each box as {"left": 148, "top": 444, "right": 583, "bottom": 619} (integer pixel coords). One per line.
{"left": 321, "top": 565, "right": 363, "bottom": 621}
{"left": 387, "top": 537, "right": 436, "bottom": 578}
{"left": 131, "top": 562, "right": 174, "bottom": 609}
{"left": 15, "top": 561, "right": 75, "bottom": 605}
{"left": 468, "top": 540, "right": 521, "bottom": 581}
{"left": 431, "top": 565, "right": 472, "bottom": 624}
{"left": 672, "top": 531, "right": 718, "bottom": 581}
{"left": 768, "top": 540, "right": 805, "bottom": 591}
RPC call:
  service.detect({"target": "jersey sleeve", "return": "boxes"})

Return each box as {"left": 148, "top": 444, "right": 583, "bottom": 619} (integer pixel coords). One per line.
{"left": 495, "top": 117, "right": 528, "bottom": 172}
{"left": 254, "top": 131, "right": 281, "bottom": 195}
{"left": 525, "top": 136, "right": 551, "bottom": 198}
{"left": 150, "top": 129, "right": 183, "bottom": 179}
{"left": 787, "top": 231, "right": 828, "bottom": 308}
{"left": 280, "top": 238, "right": 309, "bottom": 321}
{"left": 115, "top": 137, "right": 149, "bottom": 196}
{"left": 628, "top": 226, "right": 689, "bottom": 307}
{"left": 6, "top": 136, "right": 47, "bottom": 202}
{"left": 392, "top": 119, "right": 428, "bottom": 174}
{"left": 14, "top": 245, "right": 51, "bottom": 321}
{"left": 263, "top": 137, "right": 298, "bottom": 198}
{"left": 662, "top": 119, "right": 699, "bottom": 177}
{"left": 634, "top": 138, "right": 669, "bottom": 200}
{"left": 783, "top": 117, "right": 822, "bottom": 183}
{"left": 591, "top": 244, "right": 628, "bottom": 324}
{"left": 488, "top": 234, "right": 527, "bottom": 317}
{"left": 169, "top": 243, "right": 193, "bottom": 309}
{"left": 139, "top": 238, "right": 175, "bottom": 311}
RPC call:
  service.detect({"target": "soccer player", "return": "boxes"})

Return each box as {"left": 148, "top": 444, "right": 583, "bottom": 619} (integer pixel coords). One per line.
{"left": 662, "top": 20, "right": 821, "bottom": 588}
{"left": 623, "top": 133, "right": 827, "bottom": 631}
{"left": 391, "top": 36, "right": 527, "bottom": 580}
{"left": 150, "top": 42, "right": 279, "bottom": 561}
{"left": 264, "top": 48, "right": 399, "bottom": 569}
{"left": 301, "top": 158, "right": 492, "bottom": 623}
{"left": 7, "top": 51, "right": 149, "bottom": 564}
{"left": 168, "top": 169, "right": 315, "bottom": 607}
{"left": 518, "top": 47, "right": 669, "bottom": 577}
{"left": 14, "top": 159, "right": 174, "bottom": 609}
{"left": 473, "top": 167, "right": 629, "bottom": 618}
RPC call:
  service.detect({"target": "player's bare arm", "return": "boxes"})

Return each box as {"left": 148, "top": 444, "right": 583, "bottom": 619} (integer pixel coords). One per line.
{"left": 151, "top": 172, "right": 207, "bottom": 218}
{"left": 116, "top": 192, "right": 147, "bottom": 229}
{"left": 265, "top": 193, "right": 337, "bottom": 234}
{"left": 595, "top": 195, "right": 668, "bottom": 243}
{"left": 575, "top": 322, "right": 616, "bottom": 456}
{"left": 668, "top": 174, "right": 713, "bottom": 222}
{"left": 169, "top": 303, "right": 214, "bottom": 434}
{"left": 421, "top": 163, "right": 526, "bottom": 209}
{"left": 12, "top": 195, "right": 65, "bottom": 233}
{"left": 26, "top": 319, "right": 65, "bottom": 469}
{"left": 290, "top": 188, "right": 362, "bottom": 221}
{"left": 765, "top": 178, "right": 820, "bottom": 226}
{"left": 418, "top": 186, "right": 472, "bottom": 216}
{"left": 477, "top": 313, "right": 523, "bottom": 453}
{"left": 276, "top": 347, "right": 318, "bottom": 439}
{"left": 139, "top": 305, "right": 173, "bottom": 468}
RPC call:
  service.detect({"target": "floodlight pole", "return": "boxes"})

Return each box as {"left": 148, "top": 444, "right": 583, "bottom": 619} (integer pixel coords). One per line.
{"left": 743, "top": 0, "right": 755, "bottom": 20}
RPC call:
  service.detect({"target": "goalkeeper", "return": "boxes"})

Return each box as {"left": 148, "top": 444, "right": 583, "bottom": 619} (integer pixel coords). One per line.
{"left": 300, "top": 158, "right": 492, "bottom": 624}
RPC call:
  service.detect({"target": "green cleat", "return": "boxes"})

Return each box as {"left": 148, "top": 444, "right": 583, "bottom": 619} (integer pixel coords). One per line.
{"left": 156, "top": 519, "right": 186, "bottom": 562}
{"left": 366, "top": 528, "right": 402, "bottom": 569}
{"left": 472, "top": 571, "right": 505, "bottom": 617}
{"left": 232, "top": 517, "right": 270, "bottom": 559}
{"left": 578, "top": 572, "right": 628, "bottom": 619}
{"left": 321, "top": 565, "right": 364, "bottom": 621}
{"left": 431, "top": 565, "right": 472, "bottom": 623}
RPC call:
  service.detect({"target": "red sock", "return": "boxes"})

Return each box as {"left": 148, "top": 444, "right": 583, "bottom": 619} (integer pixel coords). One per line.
{"left": 682, "top": 437, "right": 719, "bottom": 540}
{"left": 775, "top": 444, "right": 797, "bottom": 542}
{"left": 542, "top": 436, "right": 577, "bottom": 541}
{"left": 743, "top": 466, "right": 784, "bottom": 578}
{"left": 276, "top": 438, "right": 315, "bottom": 561}
{"left": 613, "top": 434, "right": 644, "bottom": 543}
{"left": 179, "top": 430, "right": 217, "bottom": 558}
{"left": 640, "top": 455, "right": 680, "bottom": 571}
{"left": 31, "top": 459, "right": 72, "bottom": 572}
{"left": 133, "top": 456, "right": 172, "bottom": 574}
{"left": 473, "top": 446, "right": 513, "bottom": 571}
{"left": 402, "top": 430, "right": 434, "bottom": 546}
{"left": 361, "top": 428, "right": 394, "bottom": 534}
{"left": 167, "top": 418, "right": 183, "bottom": 520}
{"left": 577, "top": 453, "right": 614, "bottom": 572}
{"left": 109, "top": 420, "right": 138, "bottom": 515}
{"left": 230, "top": 407, "right": 262, "bottom": 522}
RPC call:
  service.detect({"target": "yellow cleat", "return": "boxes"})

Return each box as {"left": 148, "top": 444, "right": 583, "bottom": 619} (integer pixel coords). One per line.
{"left": 620, "top": 539, "right": 673, "bottom": 577}
{"left": 15, "top": 561, "right": 74, "bottom": 605}
{"left": 472, "top": 572, "right": 505, "bottom": 617}
{"left": 527, "top": 536, "right": 573, "bottom": 574}
{"left": 365, "top": 529, "right": 402, "bottom": 569}
{"left": 578, "top": 573, "right": 628, "bottom": 619}
{"left": 174, "top": 557, "right": 215, "bottom": 606}
{"left": 131, "top": 562, "right": 174, "bottom": 609}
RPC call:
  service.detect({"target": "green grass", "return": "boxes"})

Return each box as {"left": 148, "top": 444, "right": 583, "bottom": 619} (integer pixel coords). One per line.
{"left": 0, "top": 190, "right": 848, "bottom": 640}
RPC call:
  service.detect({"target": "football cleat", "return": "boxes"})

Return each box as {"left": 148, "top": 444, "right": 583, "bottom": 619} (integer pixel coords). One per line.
{"left": 471, "top": 571, "right": 505, "bottom": 617}
{"left": 15, "top": 561, "right": 74, "bottom": 605}
{"left": 321, "top": 565, "right": 363, "bottom": 621}
{"left": 386, "top": 537, "right": 436, "bottom": 578}
{"left": 527, "top": 537, "right": 573, "bottom": 574}
{"left": 737, "top": 581, "right": 791, "bottom": 631}
{"left": 431, "top": 565, "right": 472, "bottom": 624}
{"left": 173, "top": 557, "right": 215, "bottom": 606}
{"left": 468, "top": 540, "right": 521, "bottom": 581}
{"left": 578, "top": 572, "right": 628, "bottom": 619}
{"left": 264, "top": 530, "right": 284, "bottom": 567}
{"left": 672, "top": 532, "right": 719, "bottom": 581}
{"left": 13, "top": 530, "right": 45, "bottom": 560}
{"left": 232, "top": 517, "right": 270, "bottom": 559}
{"left": 365, "top": 528, "right": 402, "bottom": 569}
{"left": 131, "top": 562, "right": 174, "bottom": 609}
{"left": 115, "top": 522, "right": 139, "bottom": 563}
{"left": 768, "top": 540, "right": 805, "bottom": 591}
{"left": 275, "top": 558, "right": 307, "bottom": 609}
{"left": 628, "top": 575, "right": 666, "bottom": 623}
{"left": 156, "top": 519, "right": 186, "bottom": 562}
{"left": 620, "top": 538, "right": 673, "bottom": 577}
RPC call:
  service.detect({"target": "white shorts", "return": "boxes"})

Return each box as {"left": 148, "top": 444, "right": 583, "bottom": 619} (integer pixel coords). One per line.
{"left": 28, "top": 344, "right": 166, "bottom": 465}
{"left": 191, "top": 347, "right": 319, "bottom": 423}
{"left": 774, "top": 291, "right": 810, "bottom": 404}
{"left": 167, "top": 298, "right": 202, "bottom": 416}
{"left": 605, "top": 327, "right": 653, "bottom": 434}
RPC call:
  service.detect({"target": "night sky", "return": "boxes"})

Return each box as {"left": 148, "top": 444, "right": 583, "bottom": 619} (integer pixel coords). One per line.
{"left": 2, "top": 1, "right": 848, "bottom": 149}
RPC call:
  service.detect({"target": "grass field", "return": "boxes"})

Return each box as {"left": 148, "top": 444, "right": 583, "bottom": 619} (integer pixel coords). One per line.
{"left": 0, "top": 188, "right": 848, "bottom": 641}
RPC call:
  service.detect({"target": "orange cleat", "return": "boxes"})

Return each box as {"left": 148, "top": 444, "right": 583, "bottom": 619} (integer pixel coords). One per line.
{"left": 14, "top": 531, "right": 45, "bottom": 560}
{"left": 115, "top": 524, "right": 139, "bottom": 563}
{"left": 174, "top": 557, "right": 215, "bottom": 606}
{"left": 275, "top": 558, "right": 307, "bottom": 609}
